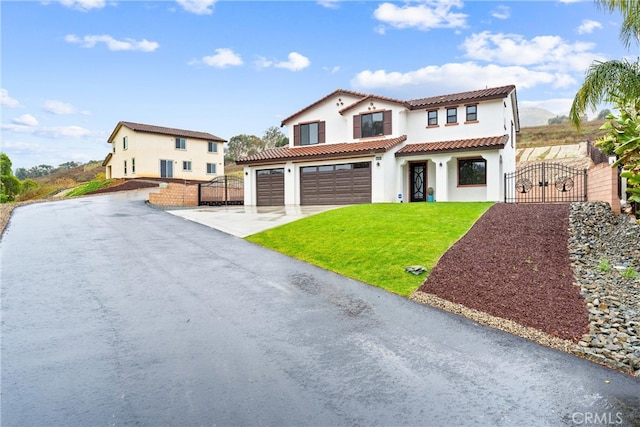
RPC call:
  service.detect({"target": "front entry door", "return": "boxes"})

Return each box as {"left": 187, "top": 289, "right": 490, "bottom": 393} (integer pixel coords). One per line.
{"left": 410, "top": 162, "right": 427, "bottom": 202}
{"left": 160, "top": 159, "right": 173, "bottom": 178}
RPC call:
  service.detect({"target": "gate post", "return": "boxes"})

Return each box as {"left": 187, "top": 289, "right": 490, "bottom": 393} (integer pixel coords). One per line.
{"left": 197, "top": 183, "right": 202, "bottom": 206}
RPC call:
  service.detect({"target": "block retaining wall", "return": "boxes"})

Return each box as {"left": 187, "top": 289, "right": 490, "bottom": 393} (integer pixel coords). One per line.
{"left": 148, "top": 182, "right": 199, "bottom": 207}
{"left": 587, "top": 163, "right": 620, "bottom": 213}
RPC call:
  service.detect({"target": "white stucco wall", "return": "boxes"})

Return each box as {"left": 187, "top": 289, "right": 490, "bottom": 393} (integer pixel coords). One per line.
{"left": 106, "top": 126, "right": 224, "bottom": 181}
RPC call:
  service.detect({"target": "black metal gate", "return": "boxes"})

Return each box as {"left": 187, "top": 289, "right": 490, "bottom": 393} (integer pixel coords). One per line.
{"left": 198, "top": 175, "right": 244, "bottom": 206}
{"left": 505, "top": 162, "right": 587, "bottom": 203}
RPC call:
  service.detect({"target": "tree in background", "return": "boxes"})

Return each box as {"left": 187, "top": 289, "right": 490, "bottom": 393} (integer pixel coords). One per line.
{"left": 1, "top": 153, "right": 22, "bottom": 203}
{"left": 597, "top": 109, "right": 611, "bottom": 120}
{"left": 226, "top": 134, "right": 264, "bottom": 162}
{"left": 262, "top": 126, "right": 287, "bottom": 150}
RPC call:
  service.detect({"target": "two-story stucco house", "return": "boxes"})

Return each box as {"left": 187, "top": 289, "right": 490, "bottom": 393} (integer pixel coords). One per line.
{"left": 237, "top": 85, "right": 519, "bottom": 206}
{"left": 103, "top": 121, "right": 226, "bottom": 181}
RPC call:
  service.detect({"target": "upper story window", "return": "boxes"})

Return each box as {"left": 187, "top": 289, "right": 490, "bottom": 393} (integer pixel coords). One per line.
{"left": 208, "top": 141, "right": 218, "bottom": 153}
{"left": 427, "top": 110, "right": 438, "bottom": 126}
{"left": 446, "top": 108, "right": 458, "bottom": 124}
{"left": 123, "top": 136, "right": 128, "bottom": 150}
{"left": 458, "top": 158, "right": 486, "bottom": 186}
{"left": 112, "top": 143, "right": 116, "bottom": 153}
{"left": 353, "top": 110, "right": 392, "bottom": 138}
{"left": 293, "top": 121, "right": 325, "bottom": 146}
{"left": 175, "top": 137, "right": 186, "bottom": 150}
{"left": 183, "top": 161, "right": 192, "bottom": 171}
{"left": 466, "top": 105, "right": 478, "bottom": 122}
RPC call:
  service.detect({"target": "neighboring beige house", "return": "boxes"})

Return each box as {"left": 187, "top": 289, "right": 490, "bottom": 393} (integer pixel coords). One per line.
{"left": 103, "top": 121, "right": 226, "bottom": 181}
{"left": 237, "top": 85, "right": 520, "bottom": 206}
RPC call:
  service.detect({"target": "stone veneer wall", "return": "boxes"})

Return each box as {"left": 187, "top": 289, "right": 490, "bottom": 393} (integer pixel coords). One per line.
{"left": 587, "top": 163, "right": 620, "bottom": 213}
{"left": 148, "top": 182, "right": 198, "bottom": 207}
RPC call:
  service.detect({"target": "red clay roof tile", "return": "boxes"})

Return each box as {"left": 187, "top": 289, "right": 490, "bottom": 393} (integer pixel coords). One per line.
{"left": 407, "top": 85, "right": 516, "bottom": 109}
{"left": 395, "top": 135, "right": 508, "bottom": 156}
{"left": 237, "top": 135, "right": 407, "bottom": 165}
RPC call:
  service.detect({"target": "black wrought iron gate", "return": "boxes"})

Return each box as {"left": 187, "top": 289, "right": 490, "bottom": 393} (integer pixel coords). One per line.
{"left": 198, "top": 175, "right": 244, "bottom": 206}
{"left": 504, "top": 163, "right": 587, "bottom": 203}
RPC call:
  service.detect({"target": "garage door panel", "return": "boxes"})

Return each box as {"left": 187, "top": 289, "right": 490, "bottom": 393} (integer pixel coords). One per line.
{"left": 256, "top": 168, "right": 285, "bottom": 206}
{"left": 300, "top": 162, "right": 371, "bottom": 206}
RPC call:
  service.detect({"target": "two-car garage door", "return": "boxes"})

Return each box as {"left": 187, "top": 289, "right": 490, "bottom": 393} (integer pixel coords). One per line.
{"left": 256, "top": 161, "right": 372, "bottom": 206}
{"left": 300, "top": 161, "right": 371, "bottom": 205}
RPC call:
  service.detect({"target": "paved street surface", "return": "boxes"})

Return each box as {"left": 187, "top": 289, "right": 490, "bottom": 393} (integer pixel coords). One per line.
{"left": 1, "top": 191, "right": 639, "bottom": 426}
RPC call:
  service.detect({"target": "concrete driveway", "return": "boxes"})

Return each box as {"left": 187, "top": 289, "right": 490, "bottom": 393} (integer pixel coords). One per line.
{"left": 165, "top": 204, "right": 342, "bottom": 237}
{"left": 1, "top": 190, "right": 639, "bottom": 426}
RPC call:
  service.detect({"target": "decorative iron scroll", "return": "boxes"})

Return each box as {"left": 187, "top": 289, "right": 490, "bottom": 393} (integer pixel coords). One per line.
{"left": 505, "top": 162, "right": 586, "bottom": 203}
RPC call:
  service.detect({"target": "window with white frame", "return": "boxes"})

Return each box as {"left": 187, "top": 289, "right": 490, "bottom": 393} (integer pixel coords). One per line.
{"left": 207, "top": 163, "right": 216, "bottom": 174}
{"left": 123, "top": 136, "right": 128, "bottom": 150}
{"left": 124, "top": 160, "right": 127, "bottom": 175}
{"left": 208, "top": 141, "right": 218, "bottom": 153}
{"left": 175, "top": 137, "right": 186, "bottom": 150}
{"left": 183, "top": 161, "right": 192, "bottom": 171}
{"left": 131, "top": 158, "right": 135, "bottom": 174}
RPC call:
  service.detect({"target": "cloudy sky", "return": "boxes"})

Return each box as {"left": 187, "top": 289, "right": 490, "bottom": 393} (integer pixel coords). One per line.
{"left": 1, "top": 0, "right": 634, "bottom": 170}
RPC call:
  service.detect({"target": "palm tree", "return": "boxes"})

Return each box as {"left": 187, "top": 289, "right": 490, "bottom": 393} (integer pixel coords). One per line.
{"left": 569, "top": 59, "right": 640, "bottom": 128}
{"left": 569, "top": 0, "right": 640, "bottom": 129}
{"left": 595, "top": 0, "right": 640, "bottom": 48}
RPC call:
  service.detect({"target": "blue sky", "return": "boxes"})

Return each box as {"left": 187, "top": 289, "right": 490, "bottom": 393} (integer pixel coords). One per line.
{"left": 1, "top": 0, "right": 636, "bottom": 170}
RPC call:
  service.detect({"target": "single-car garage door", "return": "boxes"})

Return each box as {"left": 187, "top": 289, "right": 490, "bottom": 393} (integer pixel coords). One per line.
{"left": 300, "top": 162, "right": 371, "bottom": 205}
{"left": 256, "top": 168, "right": 285, "bottom": 206}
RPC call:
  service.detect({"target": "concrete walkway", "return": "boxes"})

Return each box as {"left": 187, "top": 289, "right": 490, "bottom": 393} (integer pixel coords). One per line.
{"left": 166, "top": 205, "right": 343, "bottom": 237}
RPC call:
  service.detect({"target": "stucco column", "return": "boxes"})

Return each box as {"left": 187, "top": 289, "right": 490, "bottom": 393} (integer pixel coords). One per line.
{"left": 243, "top": 167, "right": 255, "bottom": 206}
{"left": 396, "top": 159, "right": 408, "bottom": 203}
{"left": 284, "top": 161, "right": 296, "bottom": 206}
{"left": 482, "top": 152, "right": 501, "bottom": 202}
{"left": 433, "top": 155, "right": 451, "bottom": 202}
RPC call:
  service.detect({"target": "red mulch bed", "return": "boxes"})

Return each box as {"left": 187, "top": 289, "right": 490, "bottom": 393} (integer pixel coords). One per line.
{"left": 417, "top": 203, "right": 589, "bottom": 341}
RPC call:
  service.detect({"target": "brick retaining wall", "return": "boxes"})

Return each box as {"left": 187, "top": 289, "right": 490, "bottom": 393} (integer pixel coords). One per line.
{"left": 148, "top": 182, "right": 199, "bottom": 207}
{"left": 587, "top": 163, "right": 620, "bottom": 213}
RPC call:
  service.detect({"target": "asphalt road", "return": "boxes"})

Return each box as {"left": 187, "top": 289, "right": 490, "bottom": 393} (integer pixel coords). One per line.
{"left": 1, "top": 191, "right": 639, "bottom": 426}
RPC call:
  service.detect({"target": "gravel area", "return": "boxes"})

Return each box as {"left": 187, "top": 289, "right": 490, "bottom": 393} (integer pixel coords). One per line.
{"left": 412, "top": 202, "right": 640, "bottom": 376}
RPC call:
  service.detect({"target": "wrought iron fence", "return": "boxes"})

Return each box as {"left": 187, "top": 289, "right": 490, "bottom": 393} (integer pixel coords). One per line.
{"left": 198, "top": 175, "right": 244, "bottom": 206}
{"left": 505, "top": 163, "right": 587, "bottom": 203}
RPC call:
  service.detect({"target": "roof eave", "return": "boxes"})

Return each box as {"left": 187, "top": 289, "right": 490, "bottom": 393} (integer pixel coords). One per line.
{"left": 395, "top": 144, "right": 505, "bottom": 157}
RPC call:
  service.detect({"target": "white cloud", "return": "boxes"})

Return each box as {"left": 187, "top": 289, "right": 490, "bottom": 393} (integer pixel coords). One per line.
{"left": 578, "top": 19, "right": 603, "bottom": 34}
{"left": 461, "top": 31, "right": 604, "bottom": 73}
{"left": 373, "top": 0, "right": 467, "bottom": 32}
{"left": 491, "top": 5, "right": 510, "bottom": 20}
{"left": 256, "top": 52, "right": 310, "bottom": 72}
{"left": 1, "top": 123, "right": 98, "bottom": 139}
{"left": 57, "top": 0, "right": 106, "bottom": 11}
{"left": 351, "top": 62, "right": 575, "bottom": 93}
{"left": 12, "top": 114, "right": 39, "bottom": 127}
{"left": 65, "top": 34, "right": 159, "bottom": 52}
{"left": 323, "top": 65, "right": 341, "bottom": 74}
{"left": 191, "top": 48, "right": 243, "bottom": 68}
{"left": 275, "top": 52, "right": 311, "bottom": 71}
{"left": 176, "top": 0, "right": 216, "bottom": 15}
{"left": 1, "top": 89, "right": 20, "bottom": 108}
{"left": 317, "top": 0, "right": 340, "bottom": 9}
{"left": 43, "top": 100, "right": 77, "bottom": 115}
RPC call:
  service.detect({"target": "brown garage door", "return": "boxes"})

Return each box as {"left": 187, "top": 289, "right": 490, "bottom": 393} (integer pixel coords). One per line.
{"left": 256, "top": 168, "right": 285, "bottom": 206}
{"left": 300, "top": 162, "right": 371, "bottom": 205}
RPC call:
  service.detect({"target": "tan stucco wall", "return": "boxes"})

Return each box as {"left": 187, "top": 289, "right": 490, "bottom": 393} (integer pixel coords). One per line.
{"left": 105, "top": 126, "right": 224, "bottom": 181}
{"left": 588, "top": 163, "right": 620, "bottom": 213}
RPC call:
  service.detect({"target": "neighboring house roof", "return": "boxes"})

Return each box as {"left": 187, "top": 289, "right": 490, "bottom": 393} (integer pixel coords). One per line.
{"left": 406, "top": 85, "right": 516, "bottom": 110}
{"left": 237, "top": 135, "right": 408, "bottom": 165}
{"left": 102, "top": 152, "right": 113, "bottom": 167}
{"left": 395, "top": 135, "right": 509, "bottom": 157}
{"left": 107, "top": 121, "right": 226, "bottom": 143}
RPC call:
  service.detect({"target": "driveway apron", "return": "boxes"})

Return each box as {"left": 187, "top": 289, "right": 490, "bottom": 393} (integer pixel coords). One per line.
{"left": 1, "top": 191, "right": 639, "bottom": 426}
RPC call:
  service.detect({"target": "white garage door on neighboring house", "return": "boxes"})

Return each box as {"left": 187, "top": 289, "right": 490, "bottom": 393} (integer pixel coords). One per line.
{"left": 300, "top": 162, "right": 371, "bottom": 205}
{"left": 256, "top": 168, "right": 285, "bottom": 206}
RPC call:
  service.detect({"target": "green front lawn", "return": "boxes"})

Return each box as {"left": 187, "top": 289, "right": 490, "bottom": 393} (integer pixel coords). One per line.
{"left": 246, "top": 202, "right": 493, "bottom": 297}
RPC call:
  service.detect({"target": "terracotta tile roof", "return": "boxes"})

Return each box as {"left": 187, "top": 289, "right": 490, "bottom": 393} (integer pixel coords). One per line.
{"left": 237, "top": 135, "right": 408, "bottom": 165}
{"left": 108, "top": 121, "right": 226, "bottom": 143}
{"left": 338, "top": 94, "right": 407, "bottom": 115}
{"left": 395, "top": 135, "right": 508, "bottom": 157}
{"left": 407, "top": 85, "right": 516, "bottom": 109}
{"left": 280, "top": 89, "right": 370, "bottom": 125}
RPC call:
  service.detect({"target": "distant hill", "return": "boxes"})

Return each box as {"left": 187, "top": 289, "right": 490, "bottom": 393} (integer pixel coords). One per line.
{"left": 519, "top": 107, "right": 558, "bottom": 127}
{"left": 518, "top": 119, "right": 606, "bottom": 149}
